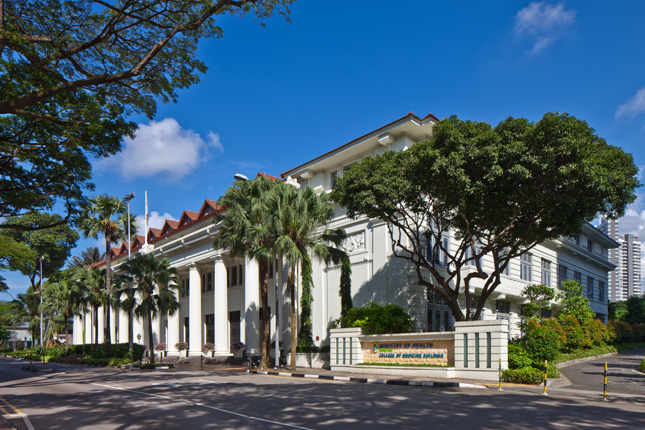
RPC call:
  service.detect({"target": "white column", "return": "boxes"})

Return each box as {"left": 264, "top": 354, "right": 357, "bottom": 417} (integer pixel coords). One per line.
{"left": 97, "top": 306, "right": 105, "bottom": 343}
{"left": 214, "top": 254, "right": 231, "bottom": 356}
{"left": 244, "top": 255, "right": 260, "bottom": 355}
{"left": 168, "top": 289, "right": 180, "bottom": 356}
{"left": 188, "top": 264, "right": 202, "bottom": 355}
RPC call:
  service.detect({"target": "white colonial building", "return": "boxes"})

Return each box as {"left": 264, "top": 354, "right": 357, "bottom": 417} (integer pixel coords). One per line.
{"left": 73, "top": 112, "right": 617, "bottom": 356}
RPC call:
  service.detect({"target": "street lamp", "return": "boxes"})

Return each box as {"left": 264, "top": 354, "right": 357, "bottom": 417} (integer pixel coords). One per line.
{"left": 124, "top": 192, "right": 135, "bottom": 260}
{"left": 38, "top": 256, "right": 45, "bottom": 348}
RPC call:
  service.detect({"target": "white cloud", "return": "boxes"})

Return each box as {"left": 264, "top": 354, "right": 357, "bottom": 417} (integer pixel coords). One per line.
{"left": 514, "top": 2, "right": 576, "bottom": 55}
{"left": 97, "top": 118, "right": 224, "bottom": 181}
{"left": 615, "top": 86, "right": 645, "bottom": 119}
{"left": 135, "top": 211, "right": 178, "bottom": 235}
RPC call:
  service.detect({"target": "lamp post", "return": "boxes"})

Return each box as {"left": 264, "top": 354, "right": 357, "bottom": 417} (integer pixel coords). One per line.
{"left": 39, "top": 256, "right": 44, "bottom": 349}
{"left": 137, "top": 333, "right": 142, "bottom": 362}
{"left": 124, "top": 192, "right": 135, "bottom": 356}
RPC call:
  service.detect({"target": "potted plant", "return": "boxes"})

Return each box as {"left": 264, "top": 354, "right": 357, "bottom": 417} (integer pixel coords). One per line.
{"left": 230, "top": 342, "right": 246, "bottom": 358}
{"left": 175, "top": 342, "right": 189, "bottom": 358}
{"left": 155, "top": 343, "right": 167, "bottom": 366}
{"left": 202, "top": 343, "right": 215, "bottom": 357}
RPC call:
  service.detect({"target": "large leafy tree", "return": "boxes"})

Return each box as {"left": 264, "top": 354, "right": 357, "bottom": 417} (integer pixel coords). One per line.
{"left": 269, "top": 182, "right": 346, "bottom": 371}
{"left": 77, "top": 194, "right": 135, "bottom": 343}
{"left": 16, "top": 287, "right": 42, "bottom": 342}
{"left": 0, "top": 0, "right": 293, "bottom": 230}
{"left": 214, "top": 176, "right": 277, "bottom": 368}
{"left": 332, "top": 113, "right": 640, "bottom": 322}
{"left": 1, "top": 211, "right": 79, "bottom": 288}
{"left": 119, "top": 253, "right": 180, "bottom": 365}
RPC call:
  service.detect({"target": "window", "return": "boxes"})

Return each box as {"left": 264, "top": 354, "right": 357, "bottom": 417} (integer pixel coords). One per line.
{"left": 426, "top": 287, "right": 445, "bottom": 305}
{"left": 426, "top": 236, "right": 447, "bottom": 266}
{"left": 587, "top": 276, "right": 594, "bottom": 300}
{"left": 239, "top": 264, "right": 244, "bottom": 285}
{"left": 587, "top": 239, "right": 593, "bottom": 253}
{"left": 201, "top": 274, "right": 206, "bottom": 293}
{"left": 541, "top": 259, "right": 551, "bottom": 286}
{"left": 226, "top": 267, "right": 230, "bottom": 287}
{"left": 469, "top": 295, "right": 480, "bottom": 310}
{"left": 574, "top": 234, "right": 580, "bottom": 246}
{"left": 496, "top": 300, "right": 511, "bottom": 314}
{"left": 269, "top": 260, "right": 274, "bottom": 279}
{"left": 599, "top": 281, "right": 605, "bottom": 302}
{"left": 574, "top": 271, "right": 582, "bottom": 284}
{"left": 558, "top": 265, "right": 567, "bottom": 288}
{"left": 231, "top": 266, "right": 238, "bottom": 286}
{"left": 520, "top": 253, "right": 532, "bottom": 281}
{"left": 331, "top": 171, "right": 339, "bottom": 188}
{"left": 541, "top": 308, "right": 552, "bottom": 318}
{"left": 465, "top": 246, "right": 476, "bottom": 266}
{"left": 343, "top": 164, "right": 354, "bottom": 173}
{"left": 207, "top": 272, "right": 213, "bottom": 291}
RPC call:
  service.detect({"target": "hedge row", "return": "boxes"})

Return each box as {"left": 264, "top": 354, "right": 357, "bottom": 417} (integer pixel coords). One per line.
{"left": 79, "top": 357, "right": 133, "bottom": 366}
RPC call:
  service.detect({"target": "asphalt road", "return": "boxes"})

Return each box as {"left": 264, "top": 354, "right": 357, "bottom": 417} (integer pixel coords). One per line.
{"left": 559, "top": 348, "right": 645, "bottom": 396}
{"left": 0, "top": 356, "right": 644, "bottom": 430}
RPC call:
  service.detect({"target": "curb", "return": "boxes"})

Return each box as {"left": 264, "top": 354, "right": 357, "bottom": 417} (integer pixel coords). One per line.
{"left": 246, "top": 370, "right": 486, "bottom": 389}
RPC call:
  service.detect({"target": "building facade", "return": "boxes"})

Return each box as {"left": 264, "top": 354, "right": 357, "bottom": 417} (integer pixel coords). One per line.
{"left": 599, "top": 217, "right": 642, "bottom": 301}
{"left": 73, "top": 113, "right": 617, "bottom": 356}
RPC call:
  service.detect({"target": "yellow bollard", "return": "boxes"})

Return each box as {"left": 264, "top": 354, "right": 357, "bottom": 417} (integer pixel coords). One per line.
{"left": 542, "top": 360, "right": 548, "bottom": 395}
{"left": 498, "top": 358, "right": 503, "bottom": 391}
{"left": 602, "top": 362, "right": 608, "bottom": 401}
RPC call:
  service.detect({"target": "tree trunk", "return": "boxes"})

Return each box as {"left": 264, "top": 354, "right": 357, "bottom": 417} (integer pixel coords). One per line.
{"left": 64, "top": 318, "right": 69, "bottom": 353}
{"left": 93, "top": 305, "right": 99, "bottom": 345}
{"left": 148, "top": 308, "right": 154, "bottom": 364}
{"left": 128, "top": 308, "right": 133, "bottom": 355}
{"left": 105, "top": 237, "right": 112, "bottom": 344}
{"left": 289, "top": 266, "right": 297, "bottom": 372}
{"left": 259, "top": 261, "right": 270, "bottom": 369}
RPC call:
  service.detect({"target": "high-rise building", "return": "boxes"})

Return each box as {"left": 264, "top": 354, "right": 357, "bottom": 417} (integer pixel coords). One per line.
{"left": 599, "top": 217, "right": 641, "bottom": 301}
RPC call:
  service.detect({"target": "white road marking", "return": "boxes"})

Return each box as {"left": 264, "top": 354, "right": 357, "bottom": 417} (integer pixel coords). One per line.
{"left": 90, "top": 383, "right": 313, "bottom": 429}
{"left": 22, "top": 415, "right": 36, "bottom": 430}
{"left": 198, "top": 379, "right": 222, "bottom": 384}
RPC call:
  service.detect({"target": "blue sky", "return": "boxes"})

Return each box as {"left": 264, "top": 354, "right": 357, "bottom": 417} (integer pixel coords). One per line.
{"left": 4, "top": 1, "right": 645, "bottom": 298}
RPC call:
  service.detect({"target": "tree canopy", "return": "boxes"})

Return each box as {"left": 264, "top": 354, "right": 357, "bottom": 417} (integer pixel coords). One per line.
{"left": 1, "top": 211, "right": 79, "bottom": 288}
{"left": 0, "top": 0, "right": 293, "bottom": 230}
{"left": 332, "top": 112, "right": 641, "bottom": 322}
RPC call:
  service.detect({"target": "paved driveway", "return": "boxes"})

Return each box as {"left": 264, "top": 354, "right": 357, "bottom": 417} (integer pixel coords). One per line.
{"left": 559, "top": 348, "right": 645, "bottom": 396}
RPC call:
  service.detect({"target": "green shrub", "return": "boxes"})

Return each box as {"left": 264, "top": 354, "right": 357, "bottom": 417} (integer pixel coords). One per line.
{"left": 524, "top": 318, "right": 564, "bottom": 362}
{"left": 610, "top": 321, "right": 633, "bottom": 343}
{"left": 560, "top": 314, "right": 590, "bottom": 351}
{"left": 338, "top": 302, "right": 413, "bottom": 334}
{"left": 296, "top": 345, "right": 320, "bottom": 353}
{"left": 508, "top": 344, "right": 533, "bottom": 369}
{"left": 67, "top": 343, "right": 144, "bottom": 359}
{"left": 502, "top": 367, "right": 543, "bottom": 384}
{"left": 79, "top": 357, "right": 133, "bottom": 366}
{"left": 640, "top": 359, "right": 645, "bottom": 371}
{"left": 632, "top": 323, "right": 645, "bottom": 342}
{"left": 586, "top": 319, "right": 610, "bottom": 346}
{"left": 319, "top": 345, "right": 330, "bottom": 353}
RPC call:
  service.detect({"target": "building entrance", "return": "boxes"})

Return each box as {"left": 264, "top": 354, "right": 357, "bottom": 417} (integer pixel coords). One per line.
{"left": 230, "top": 311, "right": 240, "bottom": 346}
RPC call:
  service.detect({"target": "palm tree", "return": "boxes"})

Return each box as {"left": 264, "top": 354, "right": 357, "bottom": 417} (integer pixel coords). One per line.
{"left": 119, "top": 253, "right": 180, "bottom": 364}
{"left": 41, "top": 278, "right": 77, "bottom": 352}
{"left": 74, "top": 267, "right": 106, "bottom": 345}
{"left": 112, "top": 274, "right": 137, "bottom": 354}
{"left": 268, "top": 182, "right": 346, "bottom": 371}
{"left": 213, "top": 176, "right": 277, "bottom": 368}
{"left": 67, "top": 247, "right": 105, "bottom": 269}
{"left": 77, "top": 194, "right": 136, "bottom": 344}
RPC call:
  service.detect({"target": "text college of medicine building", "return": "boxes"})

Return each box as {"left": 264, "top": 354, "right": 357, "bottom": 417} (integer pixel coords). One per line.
{"left": 73, "top": 113, "right": 618, "bottom": 358}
